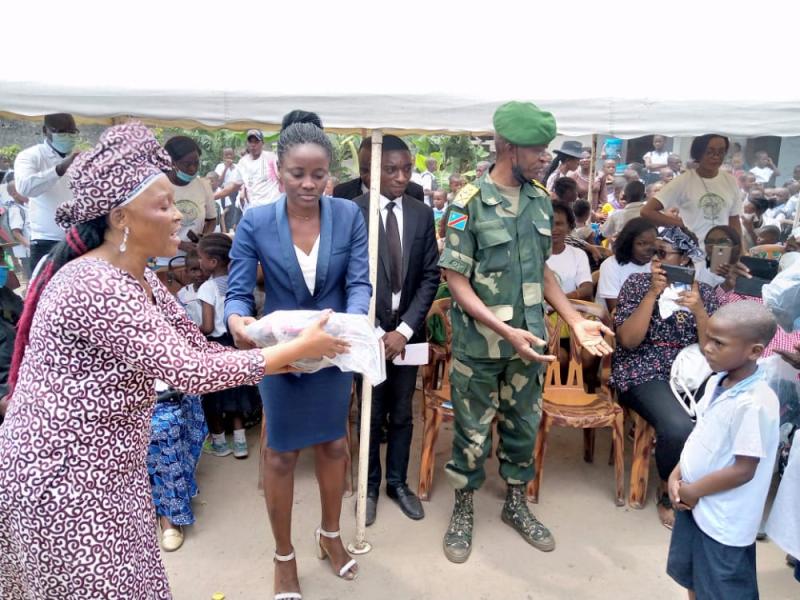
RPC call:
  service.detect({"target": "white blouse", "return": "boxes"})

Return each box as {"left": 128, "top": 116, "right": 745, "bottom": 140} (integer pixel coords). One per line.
{"left": 294, "top": 236, "right": 320, "bottom": 295}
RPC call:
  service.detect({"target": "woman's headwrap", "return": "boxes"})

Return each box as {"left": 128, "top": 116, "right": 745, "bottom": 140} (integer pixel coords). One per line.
{"left": 658, "top": 226, "right": 704, "bottom": 261}
{"left": 55, "top": 122, "right": 172, "bottom": 229}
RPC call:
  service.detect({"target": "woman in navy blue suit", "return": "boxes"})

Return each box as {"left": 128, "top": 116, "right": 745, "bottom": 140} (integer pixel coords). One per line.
{"left": 226, "top": 121, "right": 371, "bottom": 599}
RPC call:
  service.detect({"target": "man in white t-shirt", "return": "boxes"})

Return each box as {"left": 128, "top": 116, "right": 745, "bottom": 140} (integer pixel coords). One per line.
{"left": 643, "top": 135, "right": 670, "bottom": 180}
{"left": 413, "top": 157, "right": 438, "bottom": 207}
{"left": 214, "top": 130, "right": 281, "bottom": 210}
{"left": 749, "top": 150, "right": 779, "bottom": 185}
{"left": 214, "top": 147, "right": 243, "bottom": 230}
{"left": 641, "top": 135, "right": 742, "bottom": 243}
{"left": 14, "top": 113, "right": 79, "bottom": 272}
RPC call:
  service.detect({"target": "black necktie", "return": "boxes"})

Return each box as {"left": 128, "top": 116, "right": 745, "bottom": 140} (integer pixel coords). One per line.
{"left": 385, "top": 201, "right": 402, "bottom": 294}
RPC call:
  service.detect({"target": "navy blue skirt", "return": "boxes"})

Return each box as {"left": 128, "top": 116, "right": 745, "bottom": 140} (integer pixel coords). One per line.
{"left": 259, "top": 366, "right": 353, "bottom": 452}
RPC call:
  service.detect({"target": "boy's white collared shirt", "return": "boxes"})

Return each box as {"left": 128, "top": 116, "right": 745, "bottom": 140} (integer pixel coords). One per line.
{"left": 679, "top": 368, "right": 779, "bottom": 547}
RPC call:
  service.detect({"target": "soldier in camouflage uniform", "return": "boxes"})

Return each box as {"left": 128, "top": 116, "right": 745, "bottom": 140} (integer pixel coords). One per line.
{"left": 438, "top": 101, "right": 613, "bottom": 563}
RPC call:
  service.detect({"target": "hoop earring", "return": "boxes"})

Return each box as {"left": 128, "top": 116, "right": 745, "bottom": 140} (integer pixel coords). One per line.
{"left": 119, "top": 227, "right": 129, "bottom": 253}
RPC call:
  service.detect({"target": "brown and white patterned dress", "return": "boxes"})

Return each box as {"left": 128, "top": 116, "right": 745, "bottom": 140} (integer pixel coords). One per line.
{"left": 0, "top": 258, "right": 265, "bottom": 599}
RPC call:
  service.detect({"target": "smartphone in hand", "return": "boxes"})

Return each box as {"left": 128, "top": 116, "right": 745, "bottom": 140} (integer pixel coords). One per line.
{"left": 709, "top": 244, "right": 733, "bottom": 272}
{"left": 661, "top": 264, "right": 695, "bottom": 285}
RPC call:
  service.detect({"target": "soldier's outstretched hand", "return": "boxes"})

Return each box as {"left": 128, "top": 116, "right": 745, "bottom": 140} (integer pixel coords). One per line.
{"left": 508, "top": 328, "right": 556, "bottom": 363}
{"left": 573, "top": 319, "right": 614, "bottom": 357}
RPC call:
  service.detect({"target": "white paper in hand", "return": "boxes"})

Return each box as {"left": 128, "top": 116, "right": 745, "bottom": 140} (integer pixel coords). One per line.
{"left": 392, "top": 343, "right": 429, "bottom": 366}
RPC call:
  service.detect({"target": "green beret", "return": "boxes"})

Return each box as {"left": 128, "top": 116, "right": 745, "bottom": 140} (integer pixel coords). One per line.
{"left": 493, "top": 101, "right": 557, "bottom": 146}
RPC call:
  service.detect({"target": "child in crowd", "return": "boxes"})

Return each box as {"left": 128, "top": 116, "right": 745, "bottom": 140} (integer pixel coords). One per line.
{"left": 176, "top": 251, "right": 207, "bottom": 326}
{"left": 755, "top": 224, "right": 781, "bottom": 246}
{"left": 667, "top": 301, "right": 780, "bottom": 599}
{"left": 197, "top": 233, "right": 253, "bottom": 459}
{"left": 147, "top": 250, "right": 209, "bottom": 552}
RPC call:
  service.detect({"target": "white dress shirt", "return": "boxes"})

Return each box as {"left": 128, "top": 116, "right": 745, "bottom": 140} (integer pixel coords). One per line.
{"left": 379, "top": 195, "right": 414, "bottom": 341}
{"left": 294, "top": 236, "right": 320, "bottom": 295}
{"left": 14, "top": 142, "right": 71, "bottom": 241}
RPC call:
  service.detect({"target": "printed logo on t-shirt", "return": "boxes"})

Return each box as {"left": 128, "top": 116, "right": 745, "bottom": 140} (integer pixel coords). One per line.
{"left": 175, "top": 198, "right": 200, "bottom": 228}
{"left": 699, "top": 192, "right": 725, "bottom": 223}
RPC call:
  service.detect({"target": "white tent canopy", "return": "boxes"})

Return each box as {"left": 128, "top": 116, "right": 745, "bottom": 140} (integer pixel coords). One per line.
{"left": 3, "top": 0, "right": 799, "bottom": 137}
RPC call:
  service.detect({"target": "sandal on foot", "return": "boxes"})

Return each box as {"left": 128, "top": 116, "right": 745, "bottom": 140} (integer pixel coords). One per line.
{"left": 657, "top": 492, "right": 675, "bottom": 531}
{"left": 315, "top": 528, "right": 358, "bottom": 580}
{"left": 273, "top": 550, "right": 302, "bottom": 600}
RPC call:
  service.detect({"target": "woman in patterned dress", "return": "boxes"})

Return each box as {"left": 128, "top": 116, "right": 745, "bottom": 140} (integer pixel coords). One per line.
{"left": 610, "top": 226, "right": 719, "bottom": 530}
{"left": 0, "top": 123, "right": 349, "bottom": 600}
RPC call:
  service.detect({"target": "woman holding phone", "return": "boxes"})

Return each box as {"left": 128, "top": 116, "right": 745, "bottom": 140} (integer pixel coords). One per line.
{"left": 610, "top": 226, "right": 719, "bottom": 529}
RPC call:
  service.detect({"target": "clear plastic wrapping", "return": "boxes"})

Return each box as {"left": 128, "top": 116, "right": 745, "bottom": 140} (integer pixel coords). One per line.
{"left": 245, "top": 310, "right": 386, "bottom": 384}
{"left": 763, "top": 259, "right": 800, "bottom": 333}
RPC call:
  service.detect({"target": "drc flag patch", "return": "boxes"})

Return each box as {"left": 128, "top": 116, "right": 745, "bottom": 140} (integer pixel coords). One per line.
{"left": 447, "top": 211, "right": 468, "bottom": 231}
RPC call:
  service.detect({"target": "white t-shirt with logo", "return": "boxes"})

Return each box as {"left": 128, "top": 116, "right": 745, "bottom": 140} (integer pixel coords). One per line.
{"left": 656, "top": 170, "right": 742, "bottom": 242}
{"left": 596, "top": 256, "right": 652, "bottom": 306}
{"left": 231, "top": 151, "right": 281, "bottom": 209}
{"left": 546, "top": 244, "right": 591, "bottom": 294}
{"left": 173, "top": 177, "right": 216, "bottom": 243}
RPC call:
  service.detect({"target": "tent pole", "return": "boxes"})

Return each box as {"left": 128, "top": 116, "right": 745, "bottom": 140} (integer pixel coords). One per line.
{"left": 588, "top": 134, "right": 597, "bottom": 210}
{"left": 348, "top": 129, "right": 383, "bottom": 555}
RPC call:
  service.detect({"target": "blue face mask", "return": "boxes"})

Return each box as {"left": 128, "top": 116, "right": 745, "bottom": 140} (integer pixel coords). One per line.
{"left": 0, "top": 267, "right": 8, "bottom": 288}
{"left": 176, "top": 170, "right": 197, "bottom": 183}
{"left": 48, "top": 133, "right": 77, "bottom": 155}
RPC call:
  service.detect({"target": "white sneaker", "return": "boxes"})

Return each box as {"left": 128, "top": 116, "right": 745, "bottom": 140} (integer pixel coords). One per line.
{"left": 203, "top": 438, "right": 232, "bottom": 457}
{"left": 233, "top": 439, "right": 249, "bottom": 459}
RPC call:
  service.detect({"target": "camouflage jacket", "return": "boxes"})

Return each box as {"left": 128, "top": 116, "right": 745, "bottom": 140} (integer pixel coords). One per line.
{"left": 438, "top": 175, "right": 552, "bottom": 359}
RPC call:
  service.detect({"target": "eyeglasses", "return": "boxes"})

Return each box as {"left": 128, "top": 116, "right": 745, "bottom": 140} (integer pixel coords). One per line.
{"left": 46, "top": 126, "right": 80, "bottom": 135}
{"left": 705, "top": 239, "right": 733, "bottom": 246}
{"left": 703, "top": 149, "right": 726, "bottom": 158}
{"left": 654, "top": 248, "right": 682, "bottom": 259}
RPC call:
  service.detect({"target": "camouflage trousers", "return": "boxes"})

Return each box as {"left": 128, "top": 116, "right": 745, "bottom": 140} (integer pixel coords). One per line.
{"left": 445, "top": 355, "right": 543, "bottom": 491}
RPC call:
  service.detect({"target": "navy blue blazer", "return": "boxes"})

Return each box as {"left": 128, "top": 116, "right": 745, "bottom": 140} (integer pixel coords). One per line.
{"left": 225, "top": 195, "right": 372, "bottom": 323}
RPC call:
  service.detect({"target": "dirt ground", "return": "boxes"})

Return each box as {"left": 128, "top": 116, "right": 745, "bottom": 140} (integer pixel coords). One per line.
{"left": 163, "top": 395, "right": 797, "bottom": 600}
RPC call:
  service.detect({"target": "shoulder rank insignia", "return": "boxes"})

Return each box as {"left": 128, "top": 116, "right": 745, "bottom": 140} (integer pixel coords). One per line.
{"left": 447, "top": 210, "right": 469, "bottom": 231}
{"left": 531, "top": 179, "right": 549, "bottom": 194}
{"left": 452, "top": 183, "right": 480, "bottom": 208}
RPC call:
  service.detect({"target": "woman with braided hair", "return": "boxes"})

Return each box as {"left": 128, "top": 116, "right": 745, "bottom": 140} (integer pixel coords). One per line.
{"left": 0, "top": 122, "right": 350, "bottom": 600}
{"left": 226, "top": 114, "right": 371, "bottom": 599}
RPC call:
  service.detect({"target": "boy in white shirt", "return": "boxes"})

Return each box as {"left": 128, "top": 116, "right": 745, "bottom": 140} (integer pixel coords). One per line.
{"left": 667, "top": 301, "right": 780, "bottom": 600}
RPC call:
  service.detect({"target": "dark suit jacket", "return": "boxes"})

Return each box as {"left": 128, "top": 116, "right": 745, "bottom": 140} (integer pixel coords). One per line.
{"left": 335, "top": 177, "right": 425, "bottom": 203}
{"left": 354, "top": 193, "right": 440, "bottom": 343}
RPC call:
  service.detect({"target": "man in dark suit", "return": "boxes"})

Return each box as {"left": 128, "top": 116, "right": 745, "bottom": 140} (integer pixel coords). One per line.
{"left": 335, "top": 138, "right": 425, "bottom": 202}
{"left": 354, "top": 135, "right": 440, "bottom": 525}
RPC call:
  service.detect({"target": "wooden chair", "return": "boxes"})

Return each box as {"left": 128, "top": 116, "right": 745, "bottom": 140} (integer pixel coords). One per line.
{"left": 628, "top": 409, "right": 656, "bottom": 508}
{"left": 417, "top": 298, "right": 454, "bottom": 501}
{"left": 527, "top": 300, "right": 625, "bottom": 506}
{"left": 749, "top": 244, "right": 784, "bottom": 260}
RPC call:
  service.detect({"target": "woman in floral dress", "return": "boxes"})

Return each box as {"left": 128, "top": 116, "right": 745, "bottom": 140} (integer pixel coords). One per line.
{"left": 0, "top": 123, "right": 348, "bottom": 600}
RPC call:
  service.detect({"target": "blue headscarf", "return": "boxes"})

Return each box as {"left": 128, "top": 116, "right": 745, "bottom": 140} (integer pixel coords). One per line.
{"left": 658, "top": 226, "right": 704, "bottom": 261}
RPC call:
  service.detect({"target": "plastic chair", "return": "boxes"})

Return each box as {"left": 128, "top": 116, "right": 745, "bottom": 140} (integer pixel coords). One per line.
{"left": 417, "top": 298, "right": 454, "bottom": 501}
{"left": 527, "top": 300, "right": 625, "bottom": 506}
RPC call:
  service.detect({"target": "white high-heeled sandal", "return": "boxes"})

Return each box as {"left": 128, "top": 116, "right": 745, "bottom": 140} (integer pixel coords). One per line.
{"left": 273, "top": 550, "right": 302, "bottom": 600}
{"left": 314, "top": 528, "right": 358, "bottom": 580}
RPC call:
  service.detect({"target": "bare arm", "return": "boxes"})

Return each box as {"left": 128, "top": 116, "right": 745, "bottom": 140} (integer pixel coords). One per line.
{"left": 213, "top": 181, "right": 242, "bottom": 201}
{"left": 200, "top": 301, "right": 215, "bottom": 336}
{"left": 568, "top": 282, "right": 593, "bottom": 301}
{"left": 677, "top": 456, "right": 759, "bottom": 509}
{"left": 728, "top": 214, "right": 742, "bottom": 239}
{"left": 641, "top": 197, "right": 684, "bottom": 228}
{"left": 11, "top": 229, "right": 29, "bottom": 248}
{"left": 203, "top": 219, "right": 216, "bottom": 235}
